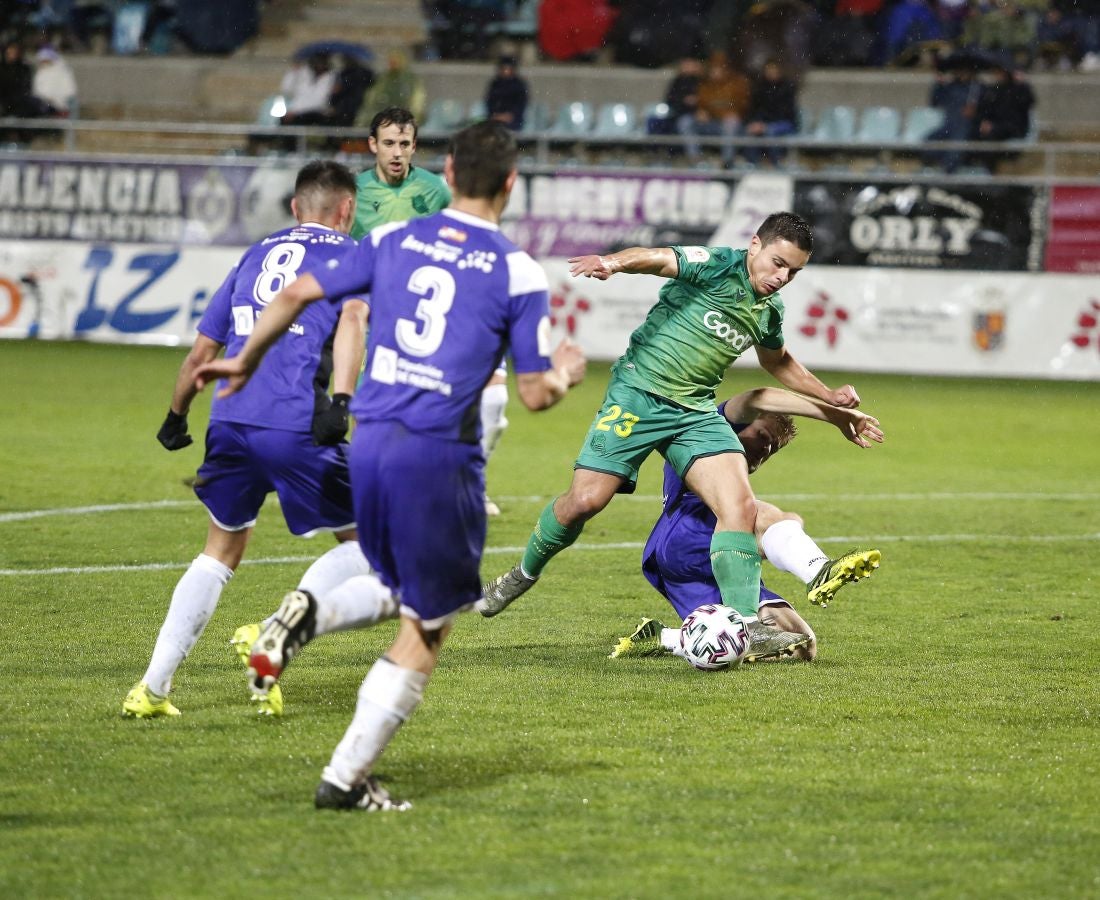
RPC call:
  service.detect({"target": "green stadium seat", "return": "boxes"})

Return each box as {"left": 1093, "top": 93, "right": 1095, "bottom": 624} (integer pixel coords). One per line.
{"left": 550, "top": 101, "right": 595, "bottom": 137}
{"left": 811, "top": 105, "right": 856, "bottom": 143}
{"left": 855, "top": 106, "right": 902, "bottom": 144}
{"left": 421, "top": 99, "right": 467, "bottom": 135}
{"left": 594, "top": 102, "right": 637, "bottom": 138}
{"left": 902, "top": 106, "right": 945, "bottom": 143}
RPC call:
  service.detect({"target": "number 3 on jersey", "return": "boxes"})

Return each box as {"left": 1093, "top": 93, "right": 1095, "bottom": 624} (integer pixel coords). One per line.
{"left": 396, "top": 265, "right": 454, "bottom": 357}
{"left": 595, "top": 404, "right": 640, "bottom": 437}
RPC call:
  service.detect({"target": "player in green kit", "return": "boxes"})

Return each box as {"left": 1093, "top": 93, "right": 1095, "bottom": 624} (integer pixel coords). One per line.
{"left": 480, "top": 212, "right": 864, "bottom": 658}
{"left": 349, "top": 106, "right": 451, "bottom": 239}
{"left": 349, "top": 106, "right": 510, "bottom": 514}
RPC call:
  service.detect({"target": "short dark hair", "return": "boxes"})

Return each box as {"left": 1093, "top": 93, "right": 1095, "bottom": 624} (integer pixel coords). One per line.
{"left": 448, "top": 121, "right": 517, "bottom": 200}
{"left": 756, "top": 212, "right": 813, "bottom": 254}
{"left": 294, "top": 159, "right": 356, "bottom": 214}
{"left": 370, "top": 106, "right": 418, "bottom": 140}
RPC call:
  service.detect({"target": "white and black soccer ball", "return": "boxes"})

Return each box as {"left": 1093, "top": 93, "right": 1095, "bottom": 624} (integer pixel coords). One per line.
{"left": 679, "top": 604, "right": 749, "bottom": 671}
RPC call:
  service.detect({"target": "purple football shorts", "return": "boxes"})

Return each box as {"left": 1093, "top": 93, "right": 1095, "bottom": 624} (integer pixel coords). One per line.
{"left": 349, "top": 421, "right": 485, "bottom": 626}
{"left": 642, "top": 513, "right": 786, "bottom": 620}
{"left": 193, "top": 422, "right": 355, "bottom": 536}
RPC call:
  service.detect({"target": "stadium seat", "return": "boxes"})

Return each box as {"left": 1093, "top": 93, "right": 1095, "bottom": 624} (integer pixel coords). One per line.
{"left": 594, "top": 102, "right": 637, "bottom": 138}
{"left": 421, "top": 99, "right": 467, "bottom": 135}
{"left": 520, "top": 100, "right": 552, "bottom": 134}
{"left": 855, "top": 106, "right": 901, "bottom": 144}
{"left": 796, "top": 108, "right": 814, "bottom": 137}
{"left": 256, "top": 95, "right": 287, "bottom": 126}
{"left": 550, "top": 101, "right": 595, "bottom": 137}
{"left": 468, "top": 99, "right": 487, "bottom": 122}
{"left": 902, "top": 106, "right": 945, "bottom": 144}
{"left": 811, "top": 105, "right": 856, "bottom": 143}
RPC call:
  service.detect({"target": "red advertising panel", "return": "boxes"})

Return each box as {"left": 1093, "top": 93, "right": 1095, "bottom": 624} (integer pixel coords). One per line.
{"left": 1045, "top": 186, "right": 1100, "bottom": 273}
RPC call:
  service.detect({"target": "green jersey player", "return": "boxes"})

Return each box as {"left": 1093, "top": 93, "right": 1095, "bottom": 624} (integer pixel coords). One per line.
{"left": 350, "top": 106, "right": 451, "bottom": 239}
{"left": 480, "top": 212, "right": 864, "bottom": 658}
{"left": 348, "top": 107, "right": 509, "bottom": 515}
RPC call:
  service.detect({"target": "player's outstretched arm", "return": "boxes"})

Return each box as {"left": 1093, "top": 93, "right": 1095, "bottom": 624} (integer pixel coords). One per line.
{"left": 754, "top": 344, "right": 861, "bottom": 408}
{"left": 157, "top": 333, "right": 223, "bottom": 450}
{"left": 515, "top": 338, "right": 586, "bottom": 411}
{"left": 568, "top": 247, "right": 678, "bottom": 281}
{"left": 193, "top": 274, "right": 325, "bottom": 397}
{"left": 724, "top": 387, "right": 884, "bottom": 448}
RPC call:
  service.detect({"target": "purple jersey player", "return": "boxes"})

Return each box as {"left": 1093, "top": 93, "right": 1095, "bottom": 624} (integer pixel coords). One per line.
{"left": 122, "top": 161, "right": 380, "bottom": 721}
{"left": 194, "top": 122, "right": 587, "bottom": 812}
{"left": 609, "top": 387, "right": 886, "bottom": 665}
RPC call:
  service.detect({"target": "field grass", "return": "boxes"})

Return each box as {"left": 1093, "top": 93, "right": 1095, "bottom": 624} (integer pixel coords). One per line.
{"left": 1, "top": 340, "right": 1098, "bottom": 899}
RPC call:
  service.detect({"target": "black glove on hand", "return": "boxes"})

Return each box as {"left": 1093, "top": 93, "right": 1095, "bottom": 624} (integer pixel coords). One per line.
{"left": 157, "top": 409, "right": 192, "bottom": 450}
{"left": 312, "top": 393, "right": 351, "bottom": 446}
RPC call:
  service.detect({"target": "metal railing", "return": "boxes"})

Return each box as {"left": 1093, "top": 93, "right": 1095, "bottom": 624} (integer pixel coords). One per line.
{"left": 1, "top": 116, "right": 1098, "bottom": 181}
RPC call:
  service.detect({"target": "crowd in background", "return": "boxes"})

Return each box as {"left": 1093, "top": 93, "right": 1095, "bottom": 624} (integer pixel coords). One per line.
{"left": 2, "top": 0, "right": 1094, "bottom": 73}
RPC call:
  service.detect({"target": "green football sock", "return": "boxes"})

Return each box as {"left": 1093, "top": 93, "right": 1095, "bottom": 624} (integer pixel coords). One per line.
{"left": 710, "top": 530, "right": 761, "bottom": 618}
{"left": 521, "top": 501, "right": 584, "bottom": 577}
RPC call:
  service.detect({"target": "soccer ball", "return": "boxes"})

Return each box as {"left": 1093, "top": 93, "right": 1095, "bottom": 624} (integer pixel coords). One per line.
{"left": 679, "top": 604, "right": 749, "bottom": 671}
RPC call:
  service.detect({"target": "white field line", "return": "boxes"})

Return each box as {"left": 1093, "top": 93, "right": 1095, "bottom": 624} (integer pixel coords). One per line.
{"left": 2, "top": 533, "right": 1099, "bottom": 577}
{"left": 2, "top": 492, "right": 1099, "bottom": 525}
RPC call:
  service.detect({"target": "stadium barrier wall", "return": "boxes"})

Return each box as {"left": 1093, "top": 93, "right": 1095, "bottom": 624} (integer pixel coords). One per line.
{"left": 1, "top": 156, "right": 1097, "bottom": 379}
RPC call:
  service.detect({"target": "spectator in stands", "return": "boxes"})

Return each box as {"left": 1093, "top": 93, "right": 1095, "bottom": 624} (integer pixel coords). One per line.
{"left": 484, "top": 54, "right": 528, "bottom": 130}
{"left": 743, "top": 59, "right": 799, "bottom": 165}
{"left": 358, "top": 50, "right": 426, "bottom": 125}
{"left": 959, "top": 0, "right": 1037, "bottom": 68}
{"left": 647, "top": 56, "right": 702, "bottom": 136}
{"left": 279, "top": 52, "right": 337, "bottom": 127}
{"left": 924, "top": 62, "right": 981, "bottom": 172}
{"left": 328, "top": 52, "right": 374, "bottom": 128}
{"left": 678, "top": 52, "right": 750, "bottom": 168}
{"left": 0, "top": 41, "right": 34, "bottom": 118}
{"left": 437, "top": 0, "right": 508, "bottom": 60}
{"left": 881, "top": 0, "right": 943, "bottom": 64}
{"left": 814, "top": 0, "right": 882, "bottom": 67}
{"left": 29, "top": 45, "right": 76, "bottom": 117}
{"left": 538, "top": 0, "right": 617, "bottom": 62}
{"left": 70, "top": 1, "right": 114, "bottom": 53}
{"left": 973, "top": 63, "right": 1035, "bottom": 168}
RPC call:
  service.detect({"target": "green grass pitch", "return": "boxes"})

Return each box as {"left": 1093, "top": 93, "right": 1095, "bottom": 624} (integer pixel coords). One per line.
{"left": 1, "top": 340, "right": 1098, "bottom": 898}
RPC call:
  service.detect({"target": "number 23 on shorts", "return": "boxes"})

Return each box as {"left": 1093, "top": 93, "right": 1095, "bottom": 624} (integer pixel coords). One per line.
{"left": 595, "top": 404, "right": 640, "bottom": 438}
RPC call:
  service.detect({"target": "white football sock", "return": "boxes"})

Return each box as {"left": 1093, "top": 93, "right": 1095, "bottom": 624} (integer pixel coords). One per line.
{"left": 760, "top": 519, "right": 829, "bottom": 584}
{"left": 314, "top": 573, "right": 399, "bottom": 636}
{"left": 323, "top": 657, "right": 428, "bottom": 788}
{"left": 142, "top": 553, "right": 234, "bottom": 696}
{"left": 479, "top": 382, "right": 509, "bottom": 458}
{"left": 298, "top": 540, "right": 373, "bottom": 601}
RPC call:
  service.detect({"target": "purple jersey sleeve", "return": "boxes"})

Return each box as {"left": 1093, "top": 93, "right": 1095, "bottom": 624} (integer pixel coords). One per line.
{"left": 196, "top": 267, "right": 237, "bottom": 345}
{"left": 504, "top": 250, "right": 552, "bottom": 375}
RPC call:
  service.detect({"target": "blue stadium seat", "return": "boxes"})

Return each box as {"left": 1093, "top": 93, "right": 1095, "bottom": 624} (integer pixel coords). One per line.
{"left": 855, "top": 106, "right": 901, "bottom": 144}
{"left": 902, "top": 106, "right": 945, "bottom": 143}
{"left": 811, "top": 105, "right": 856, "bottom": 143}
{"left": 594, "top": 102, "right": 637, "bottom": 138}
{"left": 550, "top": 101, "right": 595, "bottom": 137}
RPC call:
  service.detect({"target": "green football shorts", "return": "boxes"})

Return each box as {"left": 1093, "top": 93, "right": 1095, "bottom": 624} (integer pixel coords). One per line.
{"left": 573, "top": 378, "right": 743, "bottom": 492}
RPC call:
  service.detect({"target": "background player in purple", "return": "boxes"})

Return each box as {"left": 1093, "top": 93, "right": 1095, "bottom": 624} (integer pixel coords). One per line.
{"left": 194, "top": 122, "right": 587, "bottom": 812}
{"left": 610, "top": 387, "right": 884, "bottom": 664}
{"left": 122, "top": 160, "right": 378, "bottom": 720}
